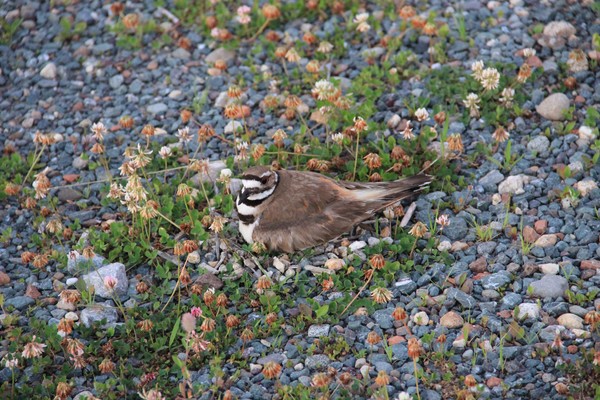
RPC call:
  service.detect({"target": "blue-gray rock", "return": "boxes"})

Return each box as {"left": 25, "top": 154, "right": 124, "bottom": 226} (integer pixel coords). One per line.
{"left": 447, "top": 288, "right": 477, "bottom": 309}
{"left": 147, "top": 103, "right": 168, "bottom": 115}
{"left": 109, "top": 74, "right": 124, "bottom": 89}
{"left": 481, "top": 271, "right": 511, "bottom": 290}
{"left": 5, "top": 295, "right": 35, "bottom": 310}
{"left": 479, "top": 170, "right": 504, "bottom": 188}
{"left": 527, "top": 136, "right": 550, "bottom": 153}
{"left": 529, "top": 275, "right": 568, "bottom": 298}
{"left": 81, "top": 262, "right": 128, "bottom": 298}
{"left": 444, "top": 217, "right": 468, "bottom": 241}
{"left": 501, "top": 292, "right": 522, "bottom": 309}
{"left": 372, "top": 309, "right": 394, "bottom": 330}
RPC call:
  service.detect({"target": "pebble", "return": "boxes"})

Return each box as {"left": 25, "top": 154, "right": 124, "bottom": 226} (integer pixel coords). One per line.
{"left": 439, "top": 311, "right": 464, "bottom": 328}
{"left": 413, "top": 311, "right": 429, "bottom": 326}
{"left": 498, "top": 175, "right": 525, "bottom": 195}
{"left": 539, "top": 263, "right": 559, "bottom": 275}
{"left": 556, "top": 313, "right": 584, "bottom": 330}
{"left": 40, "top": 62, "right": 57, "bottom": 79}
{"left": 515, "top": 303, "right": 540, "bottom": 320}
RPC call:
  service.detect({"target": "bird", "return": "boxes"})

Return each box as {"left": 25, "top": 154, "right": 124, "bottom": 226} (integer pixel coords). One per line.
{"left": 235, "top": 165, "right": 432, "bottom": 253}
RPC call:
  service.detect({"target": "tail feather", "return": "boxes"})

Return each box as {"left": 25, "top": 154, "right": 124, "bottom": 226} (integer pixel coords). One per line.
{"left": 345, "top": 174, "right": 432, "bottom": 210}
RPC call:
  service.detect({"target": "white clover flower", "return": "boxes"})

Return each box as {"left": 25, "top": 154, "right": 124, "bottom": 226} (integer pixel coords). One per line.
{"left": 414, "top": 108, "right": 429, "bottom": 122}
{"left": 522, "top": 48, "right": 536, "bottom": 58}
{"left": 220, "top": 168, "right": 232, "bottom": 179}
{"left": 91, "top": 122, "right": 107, "bottom": 141}
{"left": 499, "top": 87, "right": 515, "bottom": 107}
{"left": 471, "top": 60, "right": 485, "bottom": 81}
{"left": 480, "top": 68, "right": 500, "bottom": 91}
{"left": 317, "top": 41, "right": 333, "bottom": 54}
{"left": 331, "top": 132, "right": 344, "bottom": 145}
{"left": 159, "top": 146, "right": 172, "bottom": 159}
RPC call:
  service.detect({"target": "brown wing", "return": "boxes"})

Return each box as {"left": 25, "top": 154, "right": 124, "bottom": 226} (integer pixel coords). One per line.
{"left": 252, "top": 170, "right": 372, "bottom": 252}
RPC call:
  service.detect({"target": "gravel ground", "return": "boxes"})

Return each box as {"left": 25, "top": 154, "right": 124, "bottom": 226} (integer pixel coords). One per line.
{"left": 1, "top": 0, "right": 599, "bottom": 399}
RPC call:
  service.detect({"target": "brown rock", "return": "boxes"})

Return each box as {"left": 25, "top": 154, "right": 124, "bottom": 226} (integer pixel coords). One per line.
{"left": 440, "top": 311, "right": 464, "bottom": 328}
{"left": 0, "top": 271, "right": 10, "bottom": 285}
{"left": 487, "top": 377, "right": 503, "bottom": 388}
{"left": 56, "top": 299, "right": 76, "bottom": 311}
{"left": 526, "top": 56, "right": 543, "bottom": 67}
{"left": 63, "top": 174, "right": 80, "bottom": 183}
{"left": 147, "top": 60, "right": 158, "bottom": 70}
{"left": 25, "top": 284, "right": 41, "bottom": 299}
{"left": 534, "top": 220, "right": 548, "bottom": 235}
{"left": 581, "top": 260, "right": 600, "bottom": 270}
{"left": 387, "top": 336, "right": 405, "bottom": 345}
{"left": 523, "top": 225, "right": 540, "bottom": 243}
{"left": 469, "top": 257, "right": 487, "bottom": 273}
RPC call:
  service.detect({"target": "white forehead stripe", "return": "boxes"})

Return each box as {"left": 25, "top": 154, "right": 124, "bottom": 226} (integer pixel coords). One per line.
{"left": 242, "top": 179, "right": 262, "bottom": 188}
{"left": 247, "top": 186, "right": 275, "bottom": 201}
{"left": 260, "top": 171, "right": 272, "bottom": 177}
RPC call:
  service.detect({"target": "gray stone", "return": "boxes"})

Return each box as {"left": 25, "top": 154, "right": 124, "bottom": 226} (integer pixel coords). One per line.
{"left": 67, "top": 250, "right": 106, "bottom": 274}
{"left": 444, "top": 217, "right": 468, "bottom": 241}
{"left": 372, "top": 309, "right": 394, "bottom": 329}
{"left": 536, "top": 93, "right": 570, "bottom": 121}
{"left": 109, "top": 74, "right": 124, "bottom": 89}
{"left": 307, "top": 324, "right": 330, "bottom": 337}
{"left": 205, "top": 47, "right": 236, "bottom": 64}
{"left": 516, "top": 303, "right": 540, "bottom": 320}
{"left": 5, "top": 295, "right": 35, "bottom": 310}
{"left": 527, "top": 136, "right": 550, "bottom": 153}
{"left": 172, "top": 48, "right": 191, "bottom": 59}
{"left": 479, "top": 170, "right": 504, "bottom": 188}
{"left": 447, "top": 288, "right": 477, "bottom": 309}
{"left": 501, "top": 292, "right": 522, "bottom": 308}
{"left": 305, "top": 354, "right": 330, "bottom": 369}
{"left": 147, "top": 103, "right": 168, "bottom": 115}
{"left": 81, "top": 262, "right": 128, "bottom": 298}
{"left": 80, "top": 305, "right": 119, "bottom": 327}
{"left": 529, "top": 274, "right": 568, "bottom": 298}
{"left": 481, "top": 271, "right": 511, "bottom": 290}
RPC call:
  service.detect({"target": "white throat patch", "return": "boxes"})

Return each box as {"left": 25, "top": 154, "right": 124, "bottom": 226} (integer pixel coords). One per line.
{"left": 239, "top": 218, "right": 258, "bottom": 243}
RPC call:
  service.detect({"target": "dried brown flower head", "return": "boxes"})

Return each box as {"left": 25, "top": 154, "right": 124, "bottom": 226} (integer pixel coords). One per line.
{"left": 392, "top": 307, "right": 407, "bottom": 321}
{"left": 225, "top": 314, "right": 240, "bottom": 328}
{"left": 369, "top": 254, "right": 386, "bottom": 270}
{"left": 363, "top": 153, "right": 382, "bottom": 169}
{"left": 398, "top": 5, "right": 416, "bottom": 19}
{"left": 447, "top": 134, "right": 464, "bottom": 153}
{"left": 375, "top": 370, "right": 390, "bottom": 386}
{"left": 407, "top": 337, "right": 422, "bottom": 360}
{"left": 311, "top": 372, "right": 331, "bottom": 388}
{"left": 262, "top": 4, "right": 281, "bottom": 19}
{"left": 99, "top": 358, "right": 115, "bottom": 374}
{"left": 257, "top": 275, "right": 272, "bottom": 290}
{"left": 366, "top": 331, "right": 381, "bottom": 345}
{"left": 409, "top": 221, "right": 428, "bottom": 238}
{"left": 137, "top": 319, "right": 154, "bottom": 332}
{"left": 136, "top": 280, "right": 150, "bottom": 294}
{"left": 122, "top": 13, "right": 139, "bottom": 30}
{"left": 263, "top": 361, "right": 282, "bottom": 379}
{"left": 55, "top": 382, "right": 72, "bottom": 400}
{"left": 200, "top": 317, "right": 216, "bottom": 333}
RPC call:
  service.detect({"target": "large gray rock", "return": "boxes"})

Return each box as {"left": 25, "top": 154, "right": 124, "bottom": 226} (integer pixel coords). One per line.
{"left": 80, "top": 305, "right": 119, "bottom": 327}
{"left": 81, "top": 262, "right": 128, "bottom": 298}
{"left": 528, "top": 275, "right": 568, "bottom": 298}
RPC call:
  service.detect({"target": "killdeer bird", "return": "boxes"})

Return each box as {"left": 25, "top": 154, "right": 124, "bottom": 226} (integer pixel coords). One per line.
{"left": 236, "top": 166, "right": 432, "bottom": 253}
